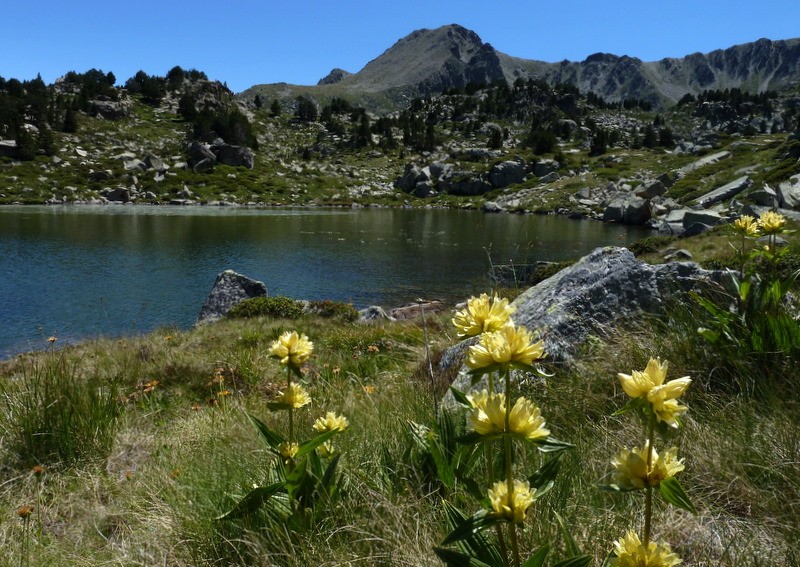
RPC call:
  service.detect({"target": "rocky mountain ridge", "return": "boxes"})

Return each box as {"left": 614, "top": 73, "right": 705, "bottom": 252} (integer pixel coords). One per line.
{"left": 240, "top": 24, "right": 800, "bottom": 112}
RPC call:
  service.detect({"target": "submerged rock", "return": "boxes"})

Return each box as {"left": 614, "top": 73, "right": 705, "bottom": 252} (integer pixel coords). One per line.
{"left": 197, "top": 270, "right": 267, "bottom": 324}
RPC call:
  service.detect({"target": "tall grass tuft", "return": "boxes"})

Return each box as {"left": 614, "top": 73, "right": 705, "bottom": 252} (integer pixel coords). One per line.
{"left": 0, "top": 353, "right": 119, "bottom": 468}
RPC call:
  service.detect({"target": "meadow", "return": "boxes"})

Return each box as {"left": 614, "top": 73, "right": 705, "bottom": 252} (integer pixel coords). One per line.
{"left": 1, "top": 219, "right": 798, "bottom": 567}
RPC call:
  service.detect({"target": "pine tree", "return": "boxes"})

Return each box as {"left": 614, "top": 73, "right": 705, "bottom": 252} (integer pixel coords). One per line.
{"left": 63, "top": 107, "right": 78, "bottom": 133}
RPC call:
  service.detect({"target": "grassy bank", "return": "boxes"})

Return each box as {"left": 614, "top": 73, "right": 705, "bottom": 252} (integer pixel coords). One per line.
{"left": 1, "top": 224, "right": 799, "bottom": 566}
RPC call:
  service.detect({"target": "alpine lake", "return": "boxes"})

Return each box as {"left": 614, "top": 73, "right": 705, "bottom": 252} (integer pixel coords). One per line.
{"left": 0, "top": 205, "right": 650, "bottom": 358}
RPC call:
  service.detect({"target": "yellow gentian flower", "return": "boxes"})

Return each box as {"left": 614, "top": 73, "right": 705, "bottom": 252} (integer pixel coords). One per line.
{"left": 612, "top": 442, "right": 685, "bottom": 490}
{"left": 278, "top": 441, "right": 299, "bottom": 462}
{"left": 469, "top": 390, "right": 506, "bottom": 436}
{"left": 269, "top": 331, "right": 314, "bottom": 368}
{"left": 469, "top": 391, "right": 549, "bottom": 440}
{"left": 757, "top": 210, "right": 787, "bottom": 235}
{"left": 312, "top": 411, "right": 349, "bottom": 433}
{"left": 468, "top": 324, "right": 544, "bottom": 371}
{"left": 487, "top": 479, "right": 535, "bottom": 523}
{"left": 618, "top": 358, "right": 669, "bottom": 399}
{"left": 453, "top": 294, "right": 515, "bottom": 338}
{"left": 509, "top": 397, "right": 550, "bottom": 440}
{"left": 618, "top": 358, "right": 691, "bottom": 426}
{"left": 275, "top": 383, "right": 312, "bottom": 409}
{"left": 647, "top": 380, "right": 691, "bottom": 428}
{"left": 318, "top": 440, "right": 335, "bottom": 458}
{"left": 733, "top": 215, "right": 760, "bottom": 237}
{"left": 612, "top": 530, "right": 682, "bottom": 567}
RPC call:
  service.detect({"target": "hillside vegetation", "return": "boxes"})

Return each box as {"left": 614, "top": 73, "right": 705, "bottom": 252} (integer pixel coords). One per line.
{"left": 2, "top": 65, "right": 800, "bottom": 224}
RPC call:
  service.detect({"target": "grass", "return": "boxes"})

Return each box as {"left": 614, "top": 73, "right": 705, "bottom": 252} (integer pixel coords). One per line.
{"left": 1, "top": 233, "right": 799, "bottom": 567}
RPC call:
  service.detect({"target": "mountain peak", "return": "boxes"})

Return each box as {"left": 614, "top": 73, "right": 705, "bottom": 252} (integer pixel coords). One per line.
{"left": 352, "top": 23, "right": 505, "bottom": 94}
{"left": 318, "top": 68, "right": 352, "bottom": 86}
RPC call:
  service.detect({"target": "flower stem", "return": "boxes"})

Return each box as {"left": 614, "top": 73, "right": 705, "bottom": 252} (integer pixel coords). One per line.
{"left": 287, "top": 367, "right": 294, "bottom": 443}
{"left": 484, "top": 371, "right": 509, "bottom": 566}
{"left": 509, "top": 523, "right": 521, "bottom": 567}
{"left": 35, "top": 480, "right": 42, "bottom": 537}
{"left": 644, "top": 414, "right": 656, "bottom": 546}
{"left": 503, "top": 368, "right": 520, "bottom": 567}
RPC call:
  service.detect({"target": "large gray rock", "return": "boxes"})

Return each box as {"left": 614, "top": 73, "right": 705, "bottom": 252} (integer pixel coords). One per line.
{"left": 636, "top": 179, "right": 667, "bottom": 199}
{"left": 197, "top": 270, "right": 268, "bottom": 324}
{"left": 101, "top": 187, "right": 130, "bottom": 203}
{"left": 90, "top": 99, "right": 132, "bottom": 120}
{"left": 532, "top": 159, "right": 559, "bottom": 178}
{"left": 776, "top": 175, "right": 800, "bottom": 209}
{"left": 603, "top": 196, "right": 651, "bottom": 225}
{"left": 187, "top": 141, "right": 217, "bottom": 169}
{"left": 675, "top": 150, "right": 731, "bottom": 177}
{"left": 394, "top": 164, "right": 429, "bottom": 192}
{"left": 359, "top": 306, "right": 394, "bottom": 322}
{"left": 215, "top": 144, "right": 255, "bottom": 169}
{"left": 682, "top": 209, "right": 724, "bottom": 229}
{"left": 749, "top": 186, "right": 779, "bottom": 207}
{"left": 488, "top": 160, "right": 525, "bottom": 188}
{"left": 0, "top": 139, "right": 17, "bottom": 157}
{"left": 443, "top": 247, "right": 730, "bottom": 395}
{"left": 440, "top": 171, "right": 492, "bottom": 196}
{"left": 143, "top": 154, "right": 166, "bottom": 172}
{"left": 694, "top": 176, "right": 751, "bottom": 208}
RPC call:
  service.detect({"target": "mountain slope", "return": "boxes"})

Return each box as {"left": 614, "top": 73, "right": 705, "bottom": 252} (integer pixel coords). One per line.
{"left": 242, "top": 25, "right": 800, "bottom": 113}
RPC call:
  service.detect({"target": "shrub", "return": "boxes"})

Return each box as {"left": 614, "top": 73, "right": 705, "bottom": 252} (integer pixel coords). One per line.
{"left": 307, "top": 300, "right": 359, "bottom": 322}
{"left": 628, "top": 235, "right": 678, "bottom": 256}
{"left": 227, "top": 296, "right": 304, "bottom": 320}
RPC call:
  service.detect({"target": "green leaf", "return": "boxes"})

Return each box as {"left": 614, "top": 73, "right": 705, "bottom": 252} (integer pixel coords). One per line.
{"left": 433, "top": 547, "right": 493, "bottom": 567}
{"left": 612, "top": 396, "right": 647, "bottom": 416}
{"left": 455, "top": 467, "right": 486, "bottom": 501}
{"left": 696, "top": 327, "right": 720, "bottom": 343}
{"left": 536, "top": 436, "right": 575, "bottom": 453}
{"left": 284, "top": 454, "right": 308, "bottom": 486}
{"left": 554, "top": 511, "right": 582, "bottom": 557}
{"left": 659, "top": 477, "right": 697, "bottom": 514}
{"left": 450, "top": 386, "right": 473, "bottom": 408}
{"left": 522, "top": 543, "right": 550, "bottom": 567}
{"left": 469, "top": 365, "right": 499, "bottom": 380}
{"left": 441, "top": 509, "right": 496, "bottom": 546}
{"left": 215, "top": 482, "right": 285, "bottom": 520}
{"left": 296, "top": 429, "right": 337, "bottom": 459}
{"left": 320, "top": 454, "right": 341, "bottom": 491}
{"left": 597, "top": 483, "right": 637, "bottom": 493}
{"left": 457, "top": 431, "right": 497, "bottom": 445}
{"left": 247, "top": 413, "right": 285, "bottom": 450}
{"left": 528, "top": 453, "right": 562, "bottom": 493}
{"left": 552, "top": 556, "right": 593, "bottom": 567}
{"left": 441, "top": 501, "right": 504, "bottom": 566}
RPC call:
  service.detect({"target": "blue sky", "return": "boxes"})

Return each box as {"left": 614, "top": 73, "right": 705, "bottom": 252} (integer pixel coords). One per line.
{"left": 2, "top": 0, "right": 798, "bottom": 93}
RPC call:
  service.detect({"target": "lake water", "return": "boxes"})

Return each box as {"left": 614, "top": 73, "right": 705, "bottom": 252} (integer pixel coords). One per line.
{"left": 0, "top": 205, "right": 648, "bottom": 358}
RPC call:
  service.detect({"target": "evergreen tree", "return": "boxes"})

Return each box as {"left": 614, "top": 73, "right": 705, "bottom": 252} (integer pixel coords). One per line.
{"left": 658, "top": 127, "right": 674, "bottom": 148}
{"left": 270, "top": 98, "right": 281, "bottom": 117}
{"left": 37, "top": 126, "right": 55, "bottom": 157}
{"left": 253, "top": 94, "right": 263, "bottom": 109}
{"left": 642, "top": 124, "right": 657, "bottom": 148}
{"left": 63, "top": 106, "right": 78, "bottom": 133}
{"left": 16, "top": 127, "right": 37, "bottom": 160}
{"left": 589, "top": 128, "right": 608, "bottom": 156}
{"left": 178, "top": 93, "right": 197, "bottom": 121}
{"left": 295, "top": 96, "right": 317, "bottom": 122}
{"left": 352, "top": 113, "right": 371, "bottom": 148}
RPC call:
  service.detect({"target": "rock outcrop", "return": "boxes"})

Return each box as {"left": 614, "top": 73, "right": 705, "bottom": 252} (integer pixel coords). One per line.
{"left": 197, "top": 270, "right": 268, "bottom": 324}
{"left": 442, "top": 247, "right": 731, "bottom": 395}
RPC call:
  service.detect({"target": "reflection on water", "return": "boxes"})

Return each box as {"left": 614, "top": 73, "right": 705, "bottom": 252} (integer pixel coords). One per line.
{"left": 0, "top": 205, "right": 648, "bottom": 357}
